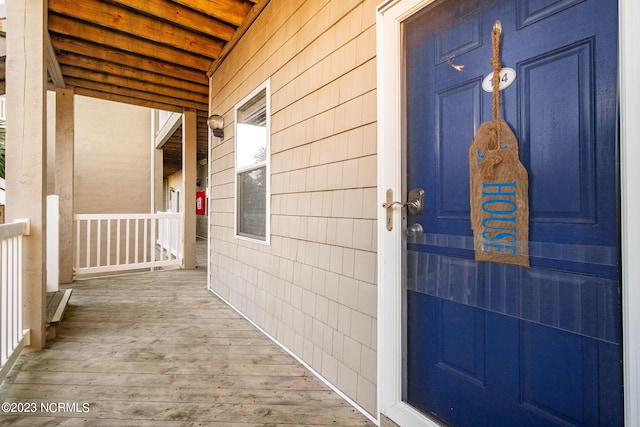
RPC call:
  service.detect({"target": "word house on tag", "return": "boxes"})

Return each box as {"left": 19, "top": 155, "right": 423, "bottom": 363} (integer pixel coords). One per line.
{"left": 469, "top": 119, "right": 530, "bottom": 267}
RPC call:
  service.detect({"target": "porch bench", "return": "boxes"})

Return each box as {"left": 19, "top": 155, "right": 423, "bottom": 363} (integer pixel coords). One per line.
{"left": 46, "top": 288, "right": 72, "bottom": 339}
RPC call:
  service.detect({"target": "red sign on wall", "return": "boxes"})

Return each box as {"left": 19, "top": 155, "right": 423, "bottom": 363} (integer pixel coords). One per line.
{"left": 196, "top": 191, "right": 206, "bottom": 215}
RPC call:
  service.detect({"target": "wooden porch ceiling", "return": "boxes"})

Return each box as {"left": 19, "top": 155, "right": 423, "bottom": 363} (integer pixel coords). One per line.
{"left": 40, "top": 0, "right": 266, "bottom": 177}
{"left": 48, "top": 0, "right": 268, "bottom": 176}
{"left": 47, "top": 0, "right": 264, "bottom": 112}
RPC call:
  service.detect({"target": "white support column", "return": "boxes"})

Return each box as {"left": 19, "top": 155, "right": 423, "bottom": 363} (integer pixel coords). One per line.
{"left": 152, "top": 109, "right": 165, "bottom": 213}
{"left": 182, "top": 110, "right": 197, "bottom": 269}
{"left": 152, "top": 149, "right": 164, "bottom": 213}
{"left": 5, "top": 0, "right": 48, "bottom": 350}
{"left": 55, "top": 88, "right": 74, "bottom": 284}
{"left": 46, "top": 195, "right": 59, "bottom": 292}
{"left": 150, "top": 111, "right": 163, "bottom": 213}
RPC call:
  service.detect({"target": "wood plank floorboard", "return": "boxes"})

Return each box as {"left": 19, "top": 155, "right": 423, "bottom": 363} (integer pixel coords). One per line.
{"left": 0, "top": 259, "right": 374, "bottom": 426}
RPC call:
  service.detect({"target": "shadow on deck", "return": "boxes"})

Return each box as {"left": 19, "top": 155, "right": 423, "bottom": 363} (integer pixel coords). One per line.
{"left": 0, "top": 240, "right": 374, "bottom": 426}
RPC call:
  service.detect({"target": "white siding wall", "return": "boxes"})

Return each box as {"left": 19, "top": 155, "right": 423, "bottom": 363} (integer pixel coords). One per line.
{"left": 208, "top": 0, "right": 378, "bottom": 416}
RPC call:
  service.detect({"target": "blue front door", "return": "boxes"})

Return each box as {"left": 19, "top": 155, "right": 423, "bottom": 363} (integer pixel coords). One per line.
{"left": 403, "top": 0, "right": 621, "bottom": 425}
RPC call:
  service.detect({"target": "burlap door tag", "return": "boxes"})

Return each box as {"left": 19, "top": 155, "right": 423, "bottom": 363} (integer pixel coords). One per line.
{"left": 469, "top": 22, "right": 530, "bottom": 267}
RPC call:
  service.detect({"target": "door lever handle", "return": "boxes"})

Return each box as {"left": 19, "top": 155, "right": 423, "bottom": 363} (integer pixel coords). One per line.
{"left": 382, "top": 189, "right": 424, "bottom": 214}
{"left": 381, "top": 201, "right": 401, "bottom": 208}
{"left": 383, "top": 188, "right": 424, "bottom": 231}
{"left": 382, "top": 200, "right": 421, "bottom": 213}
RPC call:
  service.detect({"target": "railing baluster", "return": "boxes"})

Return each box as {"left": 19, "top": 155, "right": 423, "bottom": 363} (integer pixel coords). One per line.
{"left": 7, "top": 238, "right": 13, "bottom": 355}
{"left": 172, "top": 217, "right": 176, "bottom": 260}
{"left": 1, "top": 239, "right": 7, "bottom": 364}
{"left": 106, "top": 219, "right": 111, "bottom": 267}
{"left": 159, "top": 217, "right": 165, "bottom": 262}
{"left": 86, "top": 219, "right": 91, "bottom": 268}
{"left": 134, "top": 219, "right": 139, "bottom": 264}
{"left": 150, "top": 216, "right": 156, "bottom": 267}
{"left": 16, "top": 235, "right": 23, "bottom": 350}
{"left": 143, "top": 219, "right": 148, "bottom": 263}
{"left": 116, "top": 219, "right": 121, "bottom": 267}
{"left": 125, "top": 219, "right": 130, "bottom": 265}
{"left": 97, "top": 219, "right": 102, "bottom": 268}
{"left": 177, "top": 217, "right": 182, "bottom": 262}
{"left": 168, "top": 217, "right": 172, "bottom": 260}
{"left": 0, "top": 220, "right": 30, "bottom": 381}
{"left": 75, "top": 217, "right": 80, "bottom": 270}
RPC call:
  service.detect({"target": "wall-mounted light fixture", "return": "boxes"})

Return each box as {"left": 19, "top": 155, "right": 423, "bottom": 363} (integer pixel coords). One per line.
{"left": 207, "top": 114, "right": 224, "bottom": 139}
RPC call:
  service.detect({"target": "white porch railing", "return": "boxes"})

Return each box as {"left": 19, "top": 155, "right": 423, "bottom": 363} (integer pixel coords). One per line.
{"left": 73, "top": 212, "right": 183, "bottom": 277}
{"left": 0, "top": 219, "right": 31, "bottom": 381}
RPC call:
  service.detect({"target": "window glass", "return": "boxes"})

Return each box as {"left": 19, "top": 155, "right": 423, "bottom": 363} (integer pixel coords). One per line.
{"left": 236, "top": 123, "right": 267, "bottom": 169}
{"left": 237, "top": 167, "right": 266, "bottom": 239}
{"left": 236, "top": 89, "right": 267, "bottom": 169}
{"left": 235, "top": 83, "right": 269, "bottom": 242}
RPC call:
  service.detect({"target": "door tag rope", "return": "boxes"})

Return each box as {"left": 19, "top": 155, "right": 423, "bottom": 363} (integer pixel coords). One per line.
{"left": 468, "top": 20, "right": 530, "bottom": 267}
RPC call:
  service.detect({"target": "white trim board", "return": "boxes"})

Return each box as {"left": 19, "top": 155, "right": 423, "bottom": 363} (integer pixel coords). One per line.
{"left": 377, "top": 1, "right": 439, "bottom": 425}
{"left": 620, "top": 0, "right": 640, "bottom": 425}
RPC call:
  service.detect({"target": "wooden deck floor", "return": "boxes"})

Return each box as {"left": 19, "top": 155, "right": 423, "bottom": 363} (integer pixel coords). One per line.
{"left": 0, "top": 245, "right": 375, "bottom": 426}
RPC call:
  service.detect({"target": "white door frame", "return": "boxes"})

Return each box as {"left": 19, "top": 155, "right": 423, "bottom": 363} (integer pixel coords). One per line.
{"left": 375, "top": 0, "right": 640, "bottom": 425}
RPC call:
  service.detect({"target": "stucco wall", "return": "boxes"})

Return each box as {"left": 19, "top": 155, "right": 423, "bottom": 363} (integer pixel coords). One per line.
{"left": 74, "top": 95, "right": 151, "bottom": 214}
{"left": 208, "top": 0, "right": 377, "bottom": 416}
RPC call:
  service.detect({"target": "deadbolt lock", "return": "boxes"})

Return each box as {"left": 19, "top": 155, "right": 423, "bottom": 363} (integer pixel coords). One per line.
{"left": 406, "top": 188, "right": 424, "bottom": 215}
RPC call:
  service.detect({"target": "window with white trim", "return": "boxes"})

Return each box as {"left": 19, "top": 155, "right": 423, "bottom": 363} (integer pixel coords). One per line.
{"left": 234, "top": 81, "right": 270, "bottom": 242}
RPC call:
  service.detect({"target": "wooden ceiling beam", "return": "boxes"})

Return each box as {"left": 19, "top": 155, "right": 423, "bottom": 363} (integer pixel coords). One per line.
{"left": 60, "top": 66, "right": 208, "bottom": 106}
{"left": 49, "top": 14, "right": 215, "bottom": 71}
{"left": 107, "top": 0, "right": 236, "bottom": 41}
{"left": 49, "top": 0, "right": 225, "bottom": 58}
{"left": 56, "top": 52, "right": 208, "bottom": 96}
{"left": 66, "top": 77, "right": 208, "bottom": 111}
{"left": 170, "top": 0, "right": 253, "bottom": 27}
{"left": 163, "top": 143, "right": 184, "bottom": 157}
{"left": 46, "top": 32, "right": 65, "bottom": 88}
{"left": 73, "top": 87, "right": 184, "bottom": 113}
{"left": 50, "top": 34, "right": 208, "bottom": 85}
